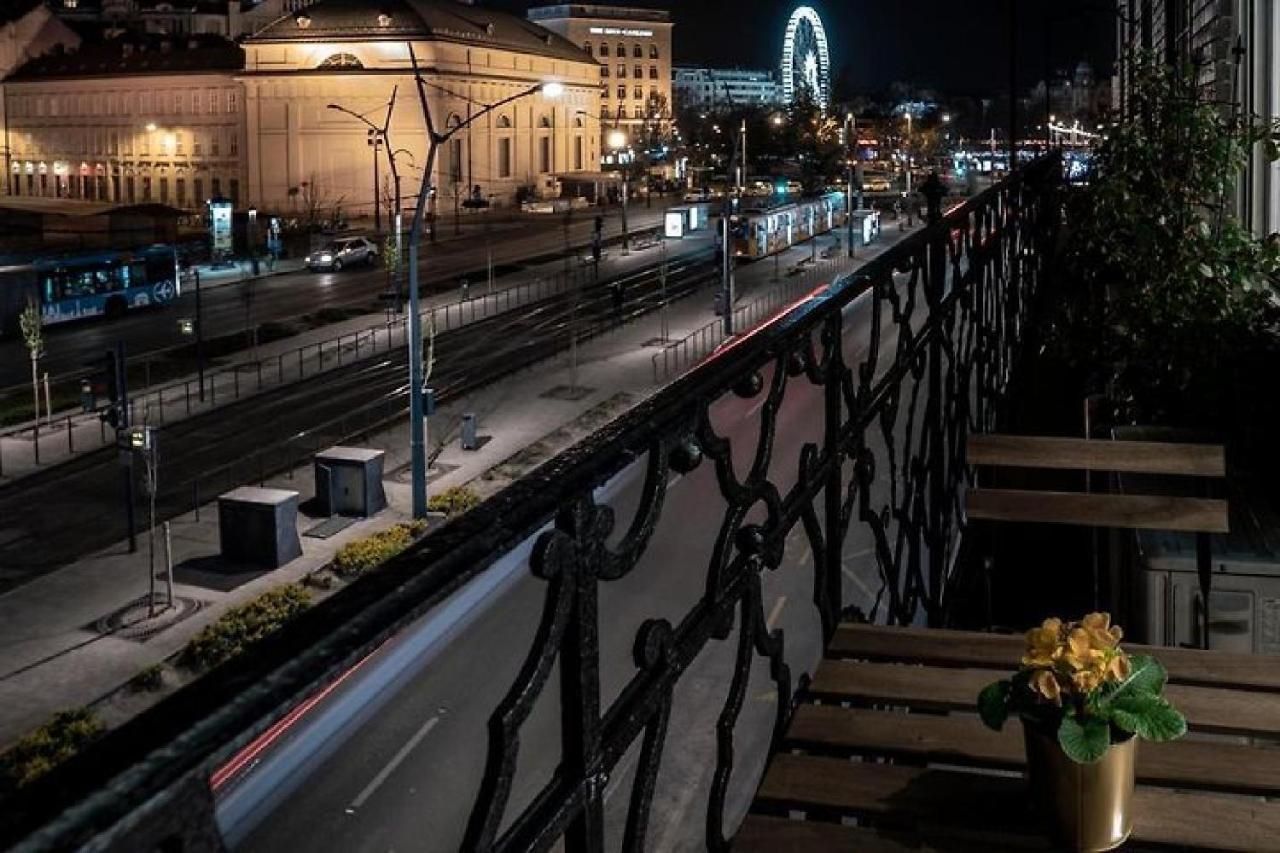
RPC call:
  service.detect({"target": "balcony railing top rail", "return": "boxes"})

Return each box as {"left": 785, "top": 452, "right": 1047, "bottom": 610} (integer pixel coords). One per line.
{"left": 0, "top": 156, "right": 1062, "bottom": 853}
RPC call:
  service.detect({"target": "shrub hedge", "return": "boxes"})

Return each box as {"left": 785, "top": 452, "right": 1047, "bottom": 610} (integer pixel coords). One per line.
{"left": 332, "top": 521, "right": 425, "bottom": 579}
{"left": 179, "top": 584, "right": 312, "bottom": 671}
{"left": 0, "top": 708, "right": 104, "bottom": 795}
{"left": 427, "top": 486, "right": 482, "bottom": 517}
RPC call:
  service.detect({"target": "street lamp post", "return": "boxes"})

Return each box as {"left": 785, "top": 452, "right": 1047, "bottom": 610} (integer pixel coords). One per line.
{"left": 845, "top": 113, "right": 857, "bottom": 258}
{"left": 606, "top": 128, "right": 630, "bottom": 255}
{"left": 404, "top": 46, "right": 563, "bottom": 518}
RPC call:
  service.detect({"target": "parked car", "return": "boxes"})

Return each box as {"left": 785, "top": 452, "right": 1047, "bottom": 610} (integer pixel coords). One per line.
{"left": 683, "top": 187, "right": 720, "bottom": 203}
{"left": 305, "top": 236, "right": 378, "bottom": 271}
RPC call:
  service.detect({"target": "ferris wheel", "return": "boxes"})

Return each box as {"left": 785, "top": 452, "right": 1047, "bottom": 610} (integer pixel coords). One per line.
{"left": 780, "top": 6, "right": 831, "bottom": 111}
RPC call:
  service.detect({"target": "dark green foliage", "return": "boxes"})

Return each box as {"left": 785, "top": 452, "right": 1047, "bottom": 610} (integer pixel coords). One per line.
{"left": 179, "top": 584, "right": 312, "bottom": 671}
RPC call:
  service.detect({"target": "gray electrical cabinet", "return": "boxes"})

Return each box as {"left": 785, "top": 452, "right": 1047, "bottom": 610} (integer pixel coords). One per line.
{"left": 218, "top": 487, "right": 303, "bottom": 569}
{"left": 314, "top": 447, "right": 387, "bottom": 517}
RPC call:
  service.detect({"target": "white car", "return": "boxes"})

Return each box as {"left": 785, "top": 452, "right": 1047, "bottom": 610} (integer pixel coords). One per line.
{"left": 683, "top": 188, "right": 719, "bottom": 203}
{"left": 306, "top": 237, "right": 378, "bottom": 272}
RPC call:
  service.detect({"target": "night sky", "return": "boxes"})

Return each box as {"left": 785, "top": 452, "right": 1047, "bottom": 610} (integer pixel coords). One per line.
{"left": 494, "top": 0, "right": 1117, "bottom": 96}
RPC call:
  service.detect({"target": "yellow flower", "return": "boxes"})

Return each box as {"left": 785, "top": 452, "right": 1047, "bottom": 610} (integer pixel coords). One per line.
{"left": 1031, "top": 670, "right": 1062, "bottom": 705}
{"left": 1072, "top": 667, "right": 1103, "bottom": 693}
{"left": 1064, "top": 628, "right": 1105, "bottom": 672}
{"left": 1023, "top": 617, "right": 1064, "bottom": 668}
{"left": 1107, "top": 652, "right": 1132, "bottom": 682}
{"left": 1081, "top": 612, "right": 1123, "bottom": 649}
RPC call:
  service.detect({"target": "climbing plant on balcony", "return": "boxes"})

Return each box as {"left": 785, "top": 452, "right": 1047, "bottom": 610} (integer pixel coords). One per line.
{"left": 1054, "top": 51, "right": 1280, "bottom": 429}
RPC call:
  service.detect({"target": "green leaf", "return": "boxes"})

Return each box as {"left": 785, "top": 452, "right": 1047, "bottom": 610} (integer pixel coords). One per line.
{"left": 1109, "top": 654, "right": 1167, "bottom": 700}
{"left": 1109, "top": 694, "right": 1188, "bottom": 742}
{"left": 1198, "top": 263, "right": 1214, "bottom": 278}
{"left": 978, "top": 680, "right": 1011, "bottom": 731}
{"left": 1058, "top": 714, "right": 1111, "bottom": 764}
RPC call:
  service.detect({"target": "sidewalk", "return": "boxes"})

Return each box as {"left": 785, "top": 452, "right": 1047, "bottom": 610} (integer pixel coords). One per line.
{"left": 0, "top": 205, "right": 687, "bottom": 484}
{"left": 0, "top": 221, "right": 917, "bottom": 746}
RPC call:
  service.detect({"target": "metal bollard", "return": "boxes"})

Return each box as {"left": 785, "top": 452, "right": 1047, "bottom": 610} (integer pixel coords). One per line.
{"left": 185, "top": 381, "right": 191, "bottom": 415}
{"left": 66, "top": 415, "right": 74, "bottom": 454}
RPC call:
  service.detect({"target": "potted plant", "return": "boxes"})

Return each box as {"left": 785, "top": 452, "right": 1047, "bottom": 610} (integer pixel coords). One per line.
{"left": 978, "top": 613, "right": 1187, "bottom": 852}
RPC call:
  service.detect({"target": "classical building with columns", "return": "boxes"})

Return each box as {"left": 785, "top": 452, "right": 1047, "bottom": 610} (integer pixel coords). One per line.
{"left": 2, "top": 0, "right": 600, "bottom": 218}
{"left": 3, "top": 34, "right": 246, "bottom": 206}
{"left": 240, "top": 0, "right": 602, "bottom": 216}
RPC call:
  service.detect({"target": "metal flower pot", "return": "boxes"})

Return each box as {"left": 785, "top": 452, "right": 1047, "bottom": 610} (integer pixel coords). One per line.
{"left": 1022, "top": 720, "right": 1137, "bottom": 852}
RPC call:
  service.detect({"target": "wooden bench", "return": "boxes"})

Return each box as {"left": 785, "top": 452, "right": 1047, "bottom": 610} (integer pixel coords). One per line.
{"left": 964, "top": 433, "right": 1228, "bottom": 645}
{"left": 734, "top": 624, "right": 1280, "bottom": 852}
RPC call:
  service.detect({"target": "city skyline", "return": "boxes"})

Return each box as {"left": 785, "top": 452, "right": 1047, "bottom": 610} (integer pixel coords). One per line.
{"left": 498, "top": 0, "right": 1118, "bottom": 95}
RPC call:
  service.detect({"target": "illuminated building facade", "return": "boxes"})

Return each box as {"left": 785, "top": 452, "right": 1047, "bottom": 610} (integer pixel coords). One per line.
{"left": 3, "top": 35, "right": 246, "bottom": 207}
{"left": 673, "top": 67, "right": 782, "bottom": 115}
{"left": 242, "top": 0, "right": 602, "bottom": 214}
{"left": 526, "top": 4, "right": 672, "bottom": 143}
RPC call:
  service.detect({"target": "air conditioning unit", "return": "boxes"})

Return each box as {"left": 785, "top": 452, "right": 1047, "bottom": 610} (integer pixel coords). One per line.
{"left": 1135, "top": 535, "right": 1280, "bottom": 654}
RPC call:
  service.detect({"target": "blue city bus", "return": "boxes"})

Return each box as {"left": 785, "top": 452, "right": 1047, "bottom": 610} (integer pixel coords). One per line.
{"left": 0, "top": 245, "right": 180, "bottom": 335}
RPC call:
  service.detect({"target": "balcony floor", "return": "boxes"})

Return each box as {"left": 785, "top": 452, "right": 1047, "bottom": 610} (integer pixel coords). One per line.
{"left": 734, "top": 624, "right": 1280, "bottom": 852}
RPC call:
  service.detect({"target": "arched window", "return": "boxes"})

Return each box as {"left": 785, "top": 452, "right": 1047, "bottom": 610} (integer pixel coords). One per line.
{"left": 599, "top": 42, "right": 609, "bottom": 57}
{"left": 318, "top": 53, "right": 363, "bottom": 69}
{"left": 616, "top": 42, "right": 625, "bottom": 57}
{"left": 632, "top": 43, "right": 642, "bottom": 57}
{"left": 649, "top": 44, "right": 659, "bottom": 59}
{"left": 497, "top": 115, "right": 512, "bottom": 129}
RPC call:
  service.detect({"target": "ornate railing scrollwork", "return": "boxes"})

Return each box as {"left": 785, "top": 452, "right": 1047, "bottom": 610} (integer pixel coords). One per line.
{"left": 0, "top": 157, "right": 1060, "bottom": 853}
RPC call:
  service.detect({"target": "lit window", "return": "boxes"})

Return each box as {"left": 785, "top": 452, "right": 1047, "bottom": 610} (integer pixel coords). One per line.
{"left": 649, "top": 44, "right": 658, "bottom": 59}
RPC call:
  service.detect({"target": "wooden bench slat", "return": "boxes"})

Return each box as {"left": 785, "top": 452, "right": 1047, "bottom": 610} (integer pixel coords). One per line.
{"left": 828, "top": 623, "right": 1280, "bottom": 692}
{"left": 755, "top": 754, "right": 1280, "bottom": 852}
{"left": 808, "top": 658, "right": 1280, "bottom": 738}
{"left": 733, "top": 815, "right": 1050, "bottom": 853}
{"left": 967, "top": 434, "right": 1226, "bottom": 477}
{"left": 966, "top": 488, "right": 1229, "bottom": 532}
{"left": 786, "top": 705, "right": 1280, "bottom": 797}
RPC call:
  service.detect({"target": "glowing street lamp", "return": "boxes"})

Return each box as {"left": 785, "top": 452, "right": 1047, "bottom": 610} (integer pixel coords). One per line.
{"left": 399, "top": 54, "right": 565, "bottom": 518}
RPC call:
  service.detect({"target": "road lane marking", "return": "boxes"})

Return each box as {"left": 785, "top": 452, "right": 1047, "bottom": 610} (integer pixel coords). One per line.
{"left": 766, "top": 595, "right": 787, "bottom": 630}
{"left": 346, "top": 715, "right": 440, "bottom": 814}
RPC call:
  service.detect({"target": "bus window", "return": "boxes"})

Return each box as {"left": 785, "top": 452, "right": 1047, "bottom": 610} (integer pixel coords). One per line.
{"left": 145, "top": 252, "right": 174, "bottom": 286}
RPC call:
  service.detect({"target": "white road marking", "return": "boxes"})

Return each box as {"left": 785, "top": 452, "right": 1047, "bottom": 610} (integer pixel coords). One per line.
{"left": 345, "top": 715, "right": 440, "bottom": 813}
{"left": 766, "top": 595, "right": 787, "bottom": 630}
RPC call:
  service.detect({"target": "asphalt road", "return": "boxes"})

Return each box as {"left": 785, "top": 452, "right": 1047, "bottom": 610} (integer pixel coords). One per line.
{"left": 0, "top": 249, "right": 719, "bottom": 590}
{"left": 0, "top": 205, "right": 669, "bottom": 389}
{"left": 212, "top": 268, "right": 920, "bottom": 852}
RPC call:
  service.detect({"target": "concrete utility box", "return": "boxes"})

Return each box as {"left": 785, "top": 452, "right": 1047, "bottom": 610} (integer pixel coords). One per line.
{"left": 218, "top": 487, "right": 302, "bottom": 568}
{"left": 461, "top": 413, "right": 478, "bottom": 451}
{"left": 314, "top": 446, "right": 387, "bottom": 517}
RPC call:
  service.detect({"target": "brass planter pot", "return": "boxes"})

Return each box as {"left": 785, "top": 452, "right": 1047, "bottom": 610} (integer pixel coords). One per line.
{"left": 1022, "top": 720, "right": 1137, "bottom": 852}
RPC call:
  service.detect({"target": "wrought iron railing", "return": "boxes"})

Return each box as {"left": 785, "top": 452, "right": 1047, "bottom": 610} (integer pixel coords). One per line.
{"left": 0, "top": 156, "right": 1060, "bottom": 853}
